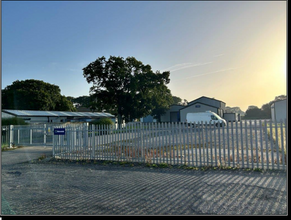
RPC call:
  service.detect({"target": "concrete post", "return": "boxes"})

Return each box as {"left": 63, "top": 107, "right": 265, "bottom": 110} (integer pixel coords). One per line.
{"left": 9, "top": 125, "right": 14, "bottom": 148}
{"left": 30, "top": 129, "right": 33, "bottom": 145}
{"left": 44, "top": 124, "right": 47, "bottom": 147}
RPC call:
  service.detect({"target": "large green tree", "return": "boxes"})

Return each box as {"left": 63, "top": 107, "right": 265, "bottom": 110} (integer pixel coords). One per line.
{"left": 83, "top": 56, "right": 172, "bottom": 124}
{"left": 2, "top": 79, "right": 76, "bottom": 111}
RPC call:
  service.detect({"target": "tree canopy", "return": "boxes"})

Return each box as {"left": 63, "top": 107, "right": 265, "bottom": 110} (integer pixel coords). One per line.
{"left": 2, "top": 79, "right": 76, "bottom": 111}
{"left": 244, "top": 95, "right": 286, "bottom": 119}
{"left": 83, "top": 56, "right": 173, "bottom": 124}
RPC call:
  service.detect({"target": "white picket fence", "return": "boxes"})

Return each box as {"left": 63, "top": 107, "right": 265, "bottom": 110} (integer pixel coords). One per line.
{"left": 53, "top": 120, "right": 287, "bottom": 170}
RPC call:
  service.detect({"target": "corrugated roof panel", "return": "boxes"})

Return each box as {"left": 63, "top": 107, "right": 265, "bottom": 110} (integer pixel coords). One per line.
{"left": 2, "top": 109, "right": 115, "bottom": 118}
{"left": 56, "top": 111, "right": 73, "bottom": 117}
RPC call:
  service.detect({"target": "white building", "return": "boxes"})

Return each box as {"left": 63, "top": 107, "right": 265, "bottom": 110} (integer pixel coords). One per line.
{"left": 2, "top": 109, "right": 115, "bottom": 124}
{"left": 271, "top": 99, "right": 287, "bottom": 122}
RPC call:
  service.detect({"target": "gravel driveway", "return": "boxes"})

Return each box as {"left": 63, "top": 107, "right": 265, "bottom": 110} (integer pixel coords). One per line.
{"left": 1, "top": 147, "right": 287, "bottom": 215}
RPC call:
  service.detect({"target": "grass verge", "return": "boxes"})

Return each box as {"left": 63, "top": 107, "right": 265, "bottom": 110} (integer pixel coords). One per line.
{"left": 45, "top": 157, "right": 268, "bottom": 173}
{"left": 1, "top": 145, "right": 23, "bottom": 152}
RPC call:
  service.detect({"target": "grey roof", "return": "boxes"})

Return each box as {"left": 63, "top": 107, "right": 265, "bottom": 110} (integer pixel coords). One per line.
{"left": 188, "top": 96, "right": 226, "bottom": 105}
{"left": 2, "top": 109, "right": 115, "bottom": 118}
{"left": 179, "top": 101, "right": 219, "bottom": 111}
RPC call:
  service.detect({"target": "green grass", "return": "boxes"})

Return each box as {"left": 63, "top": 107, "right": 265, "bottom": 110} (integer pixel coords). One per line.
{"left": 1, "top": 144, "right": 23, "bottom": 151}
{"left": 37, "top": 154, "right": 47, "bottom": 161}
{"left": 1, "top": 143, "right": 10, "bottom": 151}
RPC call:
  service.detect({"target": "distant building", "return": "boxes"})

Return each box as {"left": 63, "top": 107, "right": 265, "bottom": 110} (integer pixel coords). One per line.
{"left": 141, "top": 115, "right": 156, "bottom": 123}
{"left": 2, "top": 109, "right": 115, "bottom": 124}
{"left": 223, "top": 113, "right": 241, "bottom": 122}
{"left": 139, "top": 96, "right": 228, "bottom": 123}
{"left": 152, "top": 96, "right": 227, "bottom": 123}
{"left": 271, "top": 99, "right": 287, "bottom": 122}
{"left": 160, "top": 105, "right": 184, "bottom": 122}
{"left": 179, "top": 96, "right": 226, "bottom": 122}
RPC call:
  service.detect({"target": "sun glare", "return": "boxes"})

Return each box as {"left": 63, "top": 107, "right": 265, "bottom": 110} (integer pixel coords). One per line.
{"left": 283, "top": 58, "right": 286, "bottom": 78}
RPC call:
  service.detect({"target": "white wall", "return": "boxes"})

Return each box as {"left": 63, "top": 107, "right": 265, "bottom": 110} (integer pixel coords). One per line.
{"left": 272, "top": 100, "right": 286, "bottom": 122}
{"left": 21, "top": 116, "right": 68, "bottom": 123}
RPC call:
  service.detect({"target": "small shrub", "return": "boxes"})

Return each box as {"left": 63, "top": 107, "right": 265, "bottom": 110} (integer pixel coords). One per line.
{"left": 90, "top": 118, "right": 114, "bottom": 126}
{"left": 159, "top": 163, "right": 169, "bottom": 168}
{"left": 2, "top": 117, "right": 28, "bottom": 125}
{"left": 38, "top": 154, "right": 47, "bottom": 161}
{"left": 146, "top": 163, "right": 151, "bottom": 167}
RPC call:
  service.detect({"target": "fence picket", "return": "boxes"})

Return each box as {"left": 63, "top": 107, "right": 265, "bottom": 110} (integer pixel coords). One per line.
{"left": 222, "top": 124, "right": 226, "bottom": 166}
{"left": 240, "top": 121, "right": 244, "bottom": 168}
{"left": 274, "top": 120, "right": 280, "bottom": 170}
{"left": 218, "top": 121, "right": 222, "bottom": 166}
{"left": 259, "top": 120, "right": 264, "bottom": 169}
{"left": 254, "top": 120, "right": 259, "bottom": 168}
{"left": 249, "top": 121, "right": 254, "bottom": 169}
{"left": 235, "top": 121, "right": 239, "bottom": 167}
{"left": 280, "top": 120, "right": 286, "bottom": 169}
{"left": 269, "top": 121, "right": 275, "bottom": 170}
{"left": 209, "top": 122, "right": 213, "bottom": 167}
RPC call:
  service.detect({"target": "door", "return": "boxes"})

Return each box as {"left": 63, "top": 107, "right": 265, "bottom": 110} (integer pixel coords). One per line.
{"left": 170, "top": 112, "right": 178, "bottom": 122}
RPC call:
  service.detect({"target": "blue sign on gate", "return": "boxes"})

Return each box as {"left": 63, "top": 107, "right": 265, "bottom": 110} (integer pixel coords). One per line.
{"left": 54, "top": 128, "right": 65, "bottom": 135}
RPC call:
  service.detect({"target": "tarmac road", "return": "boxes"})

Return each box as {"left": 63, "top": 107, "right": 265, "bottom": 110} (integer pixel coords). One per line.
{"left": 1, "top": 146, "right": 287, "bottom": 215}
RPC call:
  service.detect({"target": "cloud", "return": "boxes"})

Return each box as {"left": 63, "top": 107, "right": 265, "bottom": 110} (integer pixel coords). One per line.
{"left": 185, "top": 67, "right": 237, "bottom": 79}
{"left": 162, "top": 61, "right": 213, "bottom": 72}
{"left": 213, "top": 53, "right": 224, "bottom": 57}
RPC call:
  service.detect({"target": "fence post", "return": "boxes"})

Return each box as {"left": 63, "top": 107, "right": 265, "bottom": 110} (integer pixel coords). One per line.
{"left": 17, "top": 129, "right": 20, "bottom": 145}
{"left": 30, "top": 128, "right": 33, "bottom": 145}
{"left": 84, "top": 123, "right": 88, "bottom": 149}
{"left": 9, "top": 125, "right": 14, "bottom": 148}
{"left": 140, "top": 122, "right": 144, "bottom": 162}
{"left": 53, "top": 131, "right": 55, "bottom": 156}
{"left": 44, "top": 124, "right": 47, "bottom": 147}
{"left": 92, "top": 124, "right": 95, "bottom": 160}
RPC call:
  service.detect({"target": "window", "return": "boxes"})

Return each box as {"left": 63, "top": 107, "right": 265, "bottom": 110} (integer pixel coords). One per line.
{"left": 211, "top": 115, "right": 218, "bottom": 120}
{"left": 195, "top": 105, "right": 200, "bottom": 108}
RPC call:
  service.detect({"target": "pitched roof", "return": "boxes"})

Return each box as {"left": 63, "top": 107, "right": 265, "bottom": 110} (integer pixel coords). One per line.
{"left": 188, "top": 96, "right": 226, "bottom": 105}
{"left": 179, "top": 101, "right": 219, "bottom": 111}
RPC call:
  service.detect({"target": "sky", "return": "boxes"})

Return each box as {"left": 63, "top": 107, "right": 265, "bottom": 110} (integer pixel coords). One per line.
{"left": 2, "top": 1, "right": 287, "bottom": 112}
